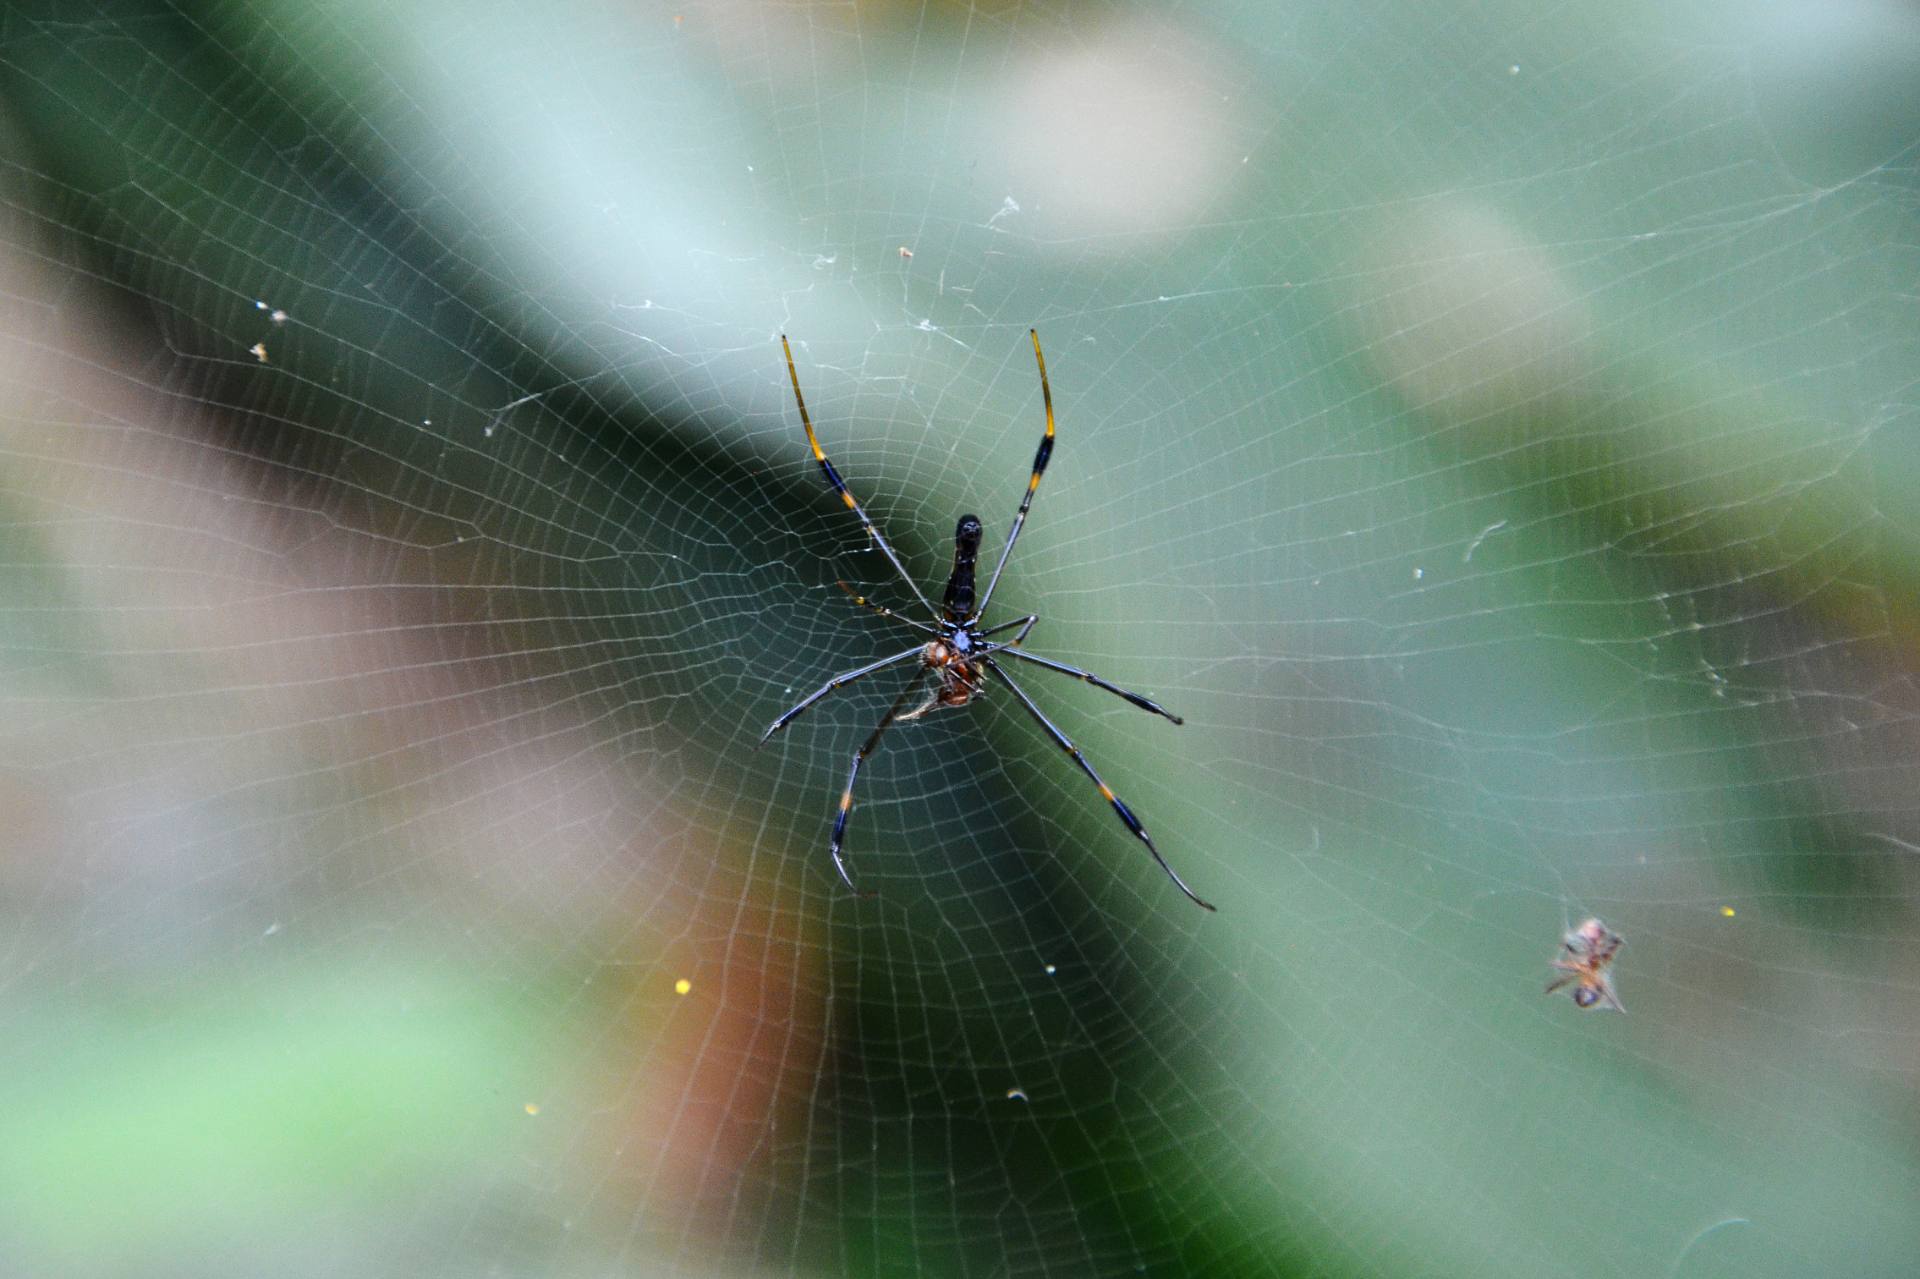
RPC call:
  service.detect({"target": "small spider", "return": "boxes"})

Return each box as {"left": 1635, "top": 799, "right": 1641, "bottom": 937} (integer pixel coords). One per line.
{"left": 763, "top": 331, "right": 1213, "bottom": 911}
{"left": 1545, "top": 917, "right": 1624, "bottom": 1011}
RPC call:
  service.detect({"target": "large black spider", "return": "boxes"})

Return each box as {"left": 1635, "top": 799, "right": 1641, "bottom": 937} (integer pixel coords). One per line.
{"left": 762, "top": 331, "right": 1212, "bottom": 911}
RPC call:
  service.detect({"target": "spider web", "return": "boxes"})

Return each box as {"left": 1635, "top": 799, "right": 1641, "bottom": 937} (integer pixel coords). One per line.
{"left": 2, "top": 1, "right": 1919, "bottom": 1275}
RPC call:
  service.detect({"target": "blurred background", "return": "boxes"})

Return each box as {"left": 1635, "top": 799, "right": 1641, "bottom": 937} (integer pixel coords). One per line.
{"left": 3, "top": 1, "right": 1919, "bottom": 1275}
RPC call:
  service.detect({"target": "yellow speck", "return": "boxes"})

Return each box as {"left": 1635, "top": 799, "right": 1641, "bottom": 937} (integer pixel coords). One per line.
{"left": 1720, "top": 906, "right": 1736, "bottom": 918}
{"left": 524, "top": 1102, "right": 540, "bottom": 1116}
{"left": 1028, "top": 473, "right": 1041, "bottom": 491}
{"left": 248, "top": 342, "right": 268, "bottom": 362}
{"left": 674, "top": 978, "right": 692, "bottom": 995}
{"left": 841, "top": 491, "right": 856, "bottom": 508}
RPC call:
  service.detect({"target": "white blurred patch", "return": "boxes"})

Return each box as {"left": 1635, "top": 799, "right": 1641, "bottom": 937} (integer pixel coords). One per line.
{"left": 1348, "top": 201, "right": 1592, "bottom": 422}
{"left": 1001, "top": 19, "right": 1248, "bottom": 243}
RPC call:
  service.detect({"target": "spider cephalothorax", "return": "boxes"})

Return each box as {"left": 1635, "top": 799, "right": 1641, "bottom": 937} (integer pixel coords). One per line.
{"left": 762, "top": 331, "right": 1212, "bottom": 911}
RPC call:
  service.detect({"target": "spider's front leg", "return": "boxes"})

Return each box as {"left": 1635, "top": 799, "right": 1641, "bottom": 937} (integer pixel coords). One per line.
{"left": 988, "top": 646, "right": 1182, "bottom": 724}
{"left": 975, "top": 614, "right": 1038, "bottom": 650}
{"left": 826, "top": 669, "right": 932, "bottom": 894}
{"left": 982, "top": 656, "right": 1215, "bottom": 911}
{"left": 760, "top": 646, "right": 924, "bottom": 744}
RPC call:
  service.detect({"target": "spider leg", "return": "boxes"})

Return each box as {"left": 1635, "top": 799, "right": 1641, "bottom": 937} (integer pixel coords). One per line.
{"left": 975, "top": 613, "right": 1038, "bottom": 645}
{"left": 782, "top": 337, "right": 940, "bottom": 619}
{"left": 760, "top": 645, "right": 925, "bottom": 745}
{"left": 836, "top": 581, "right": 939, "bottom": 636}
{"left": 987, "top": 647, "right": 1183, "bottom": 724}
{"left": 974, "top": 330, "right": 1055, "bottom": 621}
{"left": 1544, "top": 975, "right": 1575, "bottom": 995}
{"left": 828, "top": 668, "right": 933, "bottom": 895}
{"left": 982, "top": 656, "right": 1215, "bottom": 911}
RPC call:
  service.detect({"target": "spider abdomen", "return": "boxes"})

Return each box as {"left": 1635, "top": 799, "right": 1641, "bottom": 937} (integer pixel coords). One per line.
{"left": 942, "top": 514, "right": 983, "bottom": 621}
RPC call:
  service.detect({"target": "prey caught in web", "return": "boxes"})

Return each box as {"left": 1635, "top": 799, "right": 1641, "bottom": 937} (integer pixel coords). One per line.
{"left": 1546, "top": 917, "right": 1625, "bottom": 1012}
{"left": 762, "top": 331, "right": 1214, "bottom": 911}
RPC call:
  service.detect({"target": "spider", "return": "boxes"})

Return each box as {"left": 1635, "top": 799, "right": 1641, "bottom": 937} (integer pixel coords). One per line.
{"left": 762, "top": 330, "right": 1214, "bottom": 911}
{"left": 1545, "top": 917, "right": 1625, "bottom": 1011}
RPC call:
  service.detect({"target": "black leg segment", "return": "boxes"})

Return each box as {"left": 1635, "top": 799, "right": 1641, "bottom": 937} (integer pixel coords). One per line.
{"left": 828, "top": 669, "right": 932, "bottom": 895}
{"left": 990, "top": 647, "right": 1183, "bottom": 724}
{"left": 983, "top": 657, "right": 1214, "bottom": 911}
